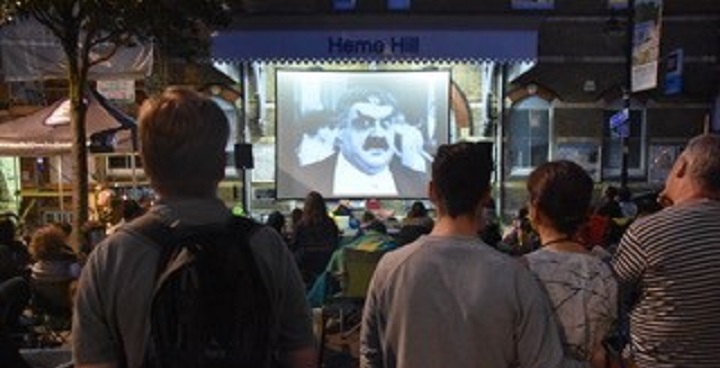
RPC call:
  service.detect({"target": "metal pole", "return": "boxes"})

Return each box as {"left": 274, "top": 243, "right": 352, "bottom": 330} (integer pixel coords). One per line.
{"left": 621, "top": 0, "right": 636, "bottom": 188}
{"left": 241, "top": 62, "right": 251, "bottom": 215}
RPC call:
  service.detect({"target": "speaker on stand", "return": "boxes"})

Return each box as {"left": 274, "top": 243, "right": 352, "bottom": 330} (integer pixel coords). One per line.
{"left": 234, "top": 143, "right": 254, "bottom": 216}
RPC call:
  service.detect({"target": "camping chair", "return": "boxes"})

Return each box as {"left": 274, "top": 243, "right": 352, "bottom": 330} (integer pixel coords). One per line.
{"left": 319, "top": 248, "right": 385, "bottom": 363}
{"left": 26, "top": 279, "right": 74, "bottom": 347}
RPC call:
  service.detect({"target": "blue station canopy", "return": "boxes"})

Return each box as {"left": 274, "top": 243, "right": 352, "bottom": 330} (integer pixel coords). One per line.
{"left": 212, "top": 28, "right": 537, "bottom": 63}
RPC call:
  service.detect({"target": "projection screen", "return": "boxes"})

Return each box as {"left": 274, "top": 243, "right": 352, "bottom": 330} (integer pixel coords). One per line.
{"left": 276, "top": 69, "right": 450, "bottom": 199}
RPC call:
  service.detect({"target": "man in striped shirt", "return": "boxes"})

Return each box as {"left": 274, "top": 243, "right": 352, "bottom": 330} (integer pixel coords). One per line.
{"left": 612, "top": 134, "right": 720, "bottom": 368}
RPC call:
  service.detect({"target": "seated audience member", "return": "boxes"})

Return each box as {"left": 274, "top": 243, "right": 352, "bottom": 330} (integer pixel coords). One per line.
{"left": 307, "top": 212, "right": 396, "bottom": 307}
{"left": 290, "top": 208, "right": 303, "bottom": 232}
{"left": 401, "top": 201, "right": 434, "bottom": 229}
{"left": 0, "top": 218, "right": 31, "bottom": 334}
{"left": 524, "top": 160, "right": 617, "bottom": 364}
{"left": 291, "top": 191, "right": 340, "bottom": 253}
{"left": 617, "top": 187, "right": 638, "bottom": 219}
{"left": 0, "top": 218, "right": 29, "bottom": 281}
{"left": 595, "top": 185, "right": 623, "bottom": 218}
{"left": 28, "top": 225, "right": 81, "bottom": 283}
{"left": 266, "top": 211, "right": 290, "bottom": 243}
{"left": 292, "top": 191, "right": 340, "bottom": 285}
{"left": 501, "top": 207, "right": 539, "bottom": 256}
{"left": 479, "top": 196, "right": 503, "bottom": 248}
{"left": 395, "top": 201, "right": 433, "bottom": 246}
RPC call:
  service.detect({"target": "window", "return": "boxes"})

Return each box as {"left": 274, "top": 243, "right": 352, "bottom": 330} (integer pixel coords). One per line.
{"left": 601, "top": 109, "right": 645, "bottom": 177}
{"left": 508, "top": 96, "right": 550, "bottom": 174}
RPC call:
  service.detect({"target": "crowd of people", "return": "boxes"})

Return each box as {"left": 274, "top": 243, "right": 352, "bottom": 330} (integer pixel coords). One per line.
{"left": 0, "top": 86, "right": 718, "bottom": 368}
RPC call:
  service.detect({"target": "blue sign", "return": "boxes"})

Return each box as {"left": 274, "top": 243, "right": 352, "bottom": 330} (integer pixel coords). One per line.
{"left": 664, "top": 48, "right": 683, "bottom": 95}
{"left": 212, "top": 29, "right": 538, "bottom": 62}
{"left": 609, "top": 109, "right": 630, "bottom": 138}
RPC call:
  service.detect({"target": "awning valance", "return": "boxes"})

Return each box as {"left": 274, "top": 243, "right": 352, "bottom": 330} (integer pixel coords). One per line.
{"left": 212, "top": 29, "right": 537, "bottom": 63}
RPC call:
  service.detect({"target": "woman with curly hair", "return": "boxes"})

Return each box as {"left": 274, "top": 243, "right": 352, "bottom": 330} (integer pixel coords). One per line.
{"left": 29, "top": 225, "right": 80, "bottom": 283}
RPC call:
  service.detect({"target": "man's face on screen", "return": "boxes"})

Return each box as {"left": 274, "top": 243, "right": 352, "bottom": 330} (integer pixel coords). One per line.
{"left": 339, "top": 97, "right": 401, "bottom": 175}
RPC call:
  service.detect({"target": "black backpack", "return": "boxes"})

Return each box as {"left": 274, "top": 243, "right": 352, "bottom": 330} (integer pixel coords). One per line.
{"left": 131, "top": 215, "right": 275, "bottom": 368}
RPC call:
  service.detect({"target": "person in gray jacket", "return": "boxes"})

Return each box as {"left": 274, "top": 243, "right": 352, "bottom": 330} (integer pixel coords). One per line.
{"left": 72, "top": 87, "right": 316, "bottom": 368}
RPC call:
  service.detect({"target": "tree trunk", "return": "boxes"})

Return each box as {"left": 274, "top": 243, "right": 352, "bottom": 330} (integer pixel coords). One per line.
{"left": 68, "top": 60, "right": 90, "bottom": 252}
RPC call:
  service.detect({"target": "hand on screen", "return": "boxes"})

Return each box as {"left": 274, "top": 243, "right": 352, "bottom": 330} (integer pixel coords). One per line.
{"left": 393, "top": 123, "right": 429, "bottom": 173}
{"left": 297, "top": 127, "right": 338, "bottom": 166}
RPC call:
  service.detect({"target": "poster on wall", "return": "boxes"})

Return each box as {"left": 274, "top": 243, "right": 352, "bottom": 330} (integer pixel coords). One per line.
{"left": 631, "top": 0, "right": 664, "bottom": 92}
{"left": 0, "top": 157, "right": 20, "bottom": 214}
{"left": 512, "top": 0, "right": 554, "bottom": 9}
{"left": 275, "top": 70, "right": 450, "bottom": 199}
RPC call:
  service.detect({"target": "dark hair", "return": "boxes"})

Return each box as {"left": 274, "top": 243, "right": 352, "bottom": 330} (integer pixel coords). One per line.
{"left": 266, "top": 211, "right": 286, "bottom": 234}
{"left": 604, "top": 186, "right": 619, "bottom": 200}
{"left": 527, "top": 160, "right": 594, "bottom": 235}
{"left": 431, "top": 142, "right": 493, "bottom": 218}
{"left": 407, "top": 201, "right": 428, "bottom": 218}
{"left": 290, "top": 208, "right": 303, "bottom": 225}
{"left": 301, "top": 191, "right": 331, "bottom": 226}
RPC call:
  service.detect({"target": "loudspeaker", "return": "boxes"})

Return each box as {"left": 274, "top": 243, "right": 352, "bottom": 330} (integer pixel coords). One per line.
{"left": 234, "top": 143, "right": 254, "bottom": 169}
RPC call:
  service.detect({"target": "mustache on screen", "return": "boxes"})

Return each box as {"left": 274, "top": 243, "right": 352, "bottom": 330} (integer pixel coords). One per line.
{"left": 363, "top": 136, "right": 390, "bottom": 150}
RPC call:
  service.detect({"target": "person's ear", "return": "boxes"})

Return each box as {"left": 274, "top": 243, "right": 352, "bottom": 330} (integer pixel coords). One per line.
{"left": 528, "top": 200, "right": 541, "bottom": 228}
{"left": 427, "top": 181, "right": 437, "bottom": 202}
{"left": 674, "top": 156, "right": 688, "bottom": 179}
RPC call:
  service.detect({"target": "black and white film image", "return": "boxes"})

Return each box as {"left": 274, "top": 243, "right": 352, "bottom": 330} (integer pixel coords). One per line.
{"left": 276, "top": 70, "right": 450, "bottom": 199}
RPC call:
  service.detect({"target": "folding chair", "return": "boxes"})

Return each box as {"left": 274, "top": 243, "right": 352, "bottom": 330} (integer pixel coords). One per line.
{"left": 26, "top": 279, "right": 74, "bottom": 347}
{"left": 319, "top": 248, "right": 385, "bottom": 365}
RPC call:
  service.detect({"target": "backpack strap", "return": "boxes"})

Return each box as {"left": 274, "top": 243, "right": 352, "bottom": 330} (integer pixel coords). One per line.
{"left": 126, "top": 214, "right": 180, "bottom": 281}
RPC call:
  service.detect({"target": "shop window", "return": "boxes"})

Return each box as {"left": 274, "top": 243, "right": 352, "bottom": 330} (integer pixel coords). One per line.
{"left": 648, "top": 143, "right": 684, "bottom": 184}
{"left": 508, "top": 96, "right": 550, "bottom": 175}
{"left": 601, "top": 109, "right": 645, "bottom": 177}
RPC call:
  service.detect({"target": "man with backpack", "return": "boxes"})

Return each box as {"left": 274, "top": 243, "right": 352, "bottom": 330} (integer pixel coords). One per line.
{"left": 72, "top": 87, "right": 317, "bottom": 368}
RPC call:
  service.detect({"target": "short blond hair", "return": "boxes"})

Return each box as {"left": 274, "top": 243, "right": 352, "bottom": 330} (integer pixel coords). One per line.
{"left": 139, "top": 87, "right": 229, "bottom": 197}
